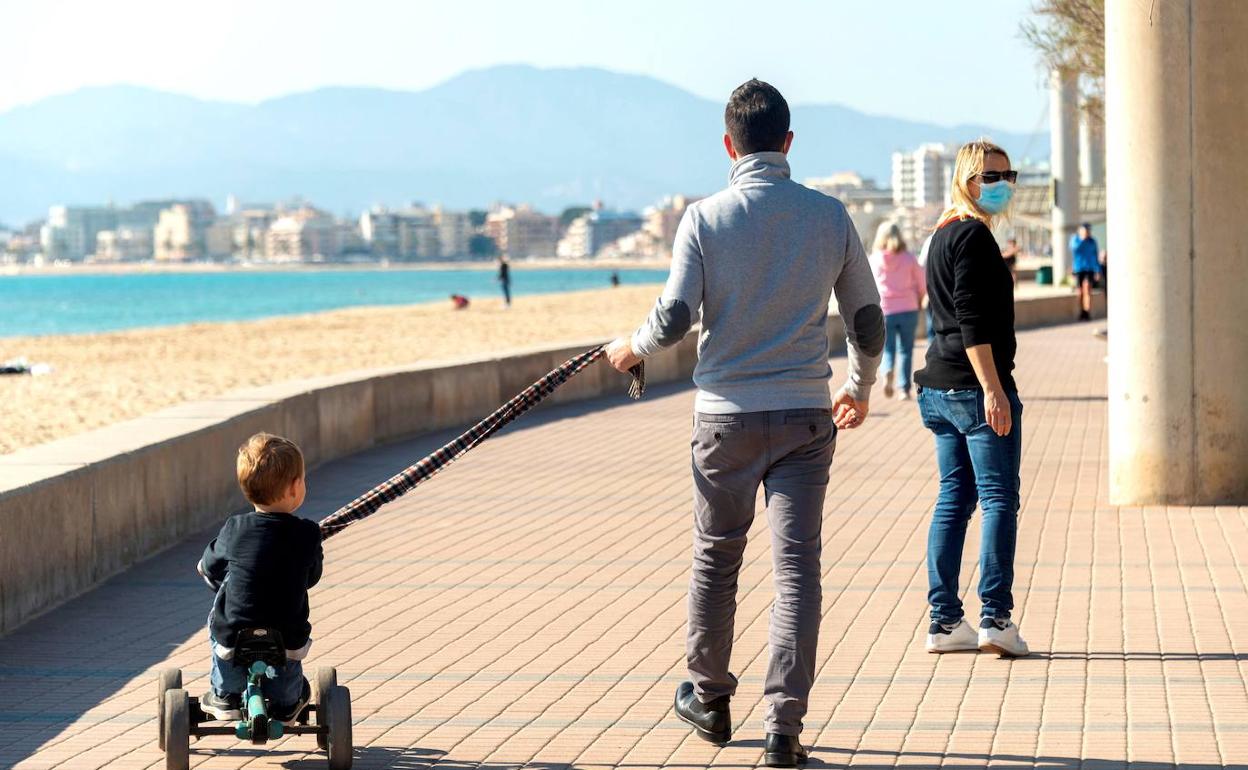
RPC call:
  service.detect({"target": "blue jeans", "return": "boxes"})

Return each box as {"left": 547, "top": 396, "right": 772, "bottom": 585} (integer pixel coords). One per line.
{"left": 918, "top": 388, "right": 1023, "bottom": 623}
{"left": 881, "top": 310, "right": 919, "bottom": 391}
{"left": 210, "top": 640, "right": 306, "bottom": 710}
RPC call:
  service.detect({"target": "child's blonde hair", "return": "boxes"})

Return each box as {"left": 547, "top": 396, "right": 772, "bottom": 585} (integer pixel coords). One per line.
{"left": 939, "top": 139, "right": 1011, "bottom": 226}
{"left": 237, "top": 433, "right": 304, "bottom": 506}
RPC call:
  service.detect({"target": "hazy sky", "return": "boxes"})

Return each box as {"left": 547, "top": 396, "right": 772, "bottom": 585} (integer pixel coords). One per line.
{"left": 3, "top": 0, "right": 1051, "bottom": 131}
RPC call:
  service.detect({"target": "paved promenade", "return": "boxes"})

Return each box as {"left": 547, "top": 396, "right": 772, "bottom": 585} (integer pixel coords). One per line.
{"left": 2, "top": 324, "right": 1247, "bottom": 770}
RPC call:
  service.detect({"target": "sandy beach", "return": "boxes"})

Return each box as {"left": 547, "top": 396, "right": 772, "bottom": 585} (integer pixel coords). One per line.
{"left": 0, "top": 285, "right": 661, "bottom": 455}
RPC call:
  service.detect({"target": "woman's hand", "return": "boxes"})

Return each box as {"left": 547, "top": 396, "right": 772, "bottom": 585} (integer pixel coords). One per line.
{"left": 985, "top": 386, "right": 1012, "bottom": 437}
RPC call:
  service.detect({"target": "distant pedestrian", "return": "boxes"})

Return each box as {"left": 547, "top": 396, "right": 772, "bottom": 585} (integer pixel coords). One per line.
{"left": 498, "top": 257, "right": 512, "bottom": 307}
{"left": 1071, "top": 223, "right": 1099, "bottom": 321}
{"left": 1001, "top": 237, "right": 1021, "bottom": 284}
{"left": 610, "top": 270, "right": 621, "bottom": 288}
{"left": 869, "top": 222, "right": 925, "bottom": 401}
{"left": 916, "top": 139, "right": 1029, "bottom": 658}
{"left": 918, "top": 234, "right": 936, "bottom": 346}
{"left": 449, "top": 293, "right": 470, "bottom": 310}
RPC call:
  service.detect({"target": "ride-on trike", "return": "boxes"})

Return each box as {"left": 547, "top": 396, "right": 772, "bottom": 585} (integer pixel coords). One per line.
{"left": 157, "top": 627, "right": 352, "bottom": 770}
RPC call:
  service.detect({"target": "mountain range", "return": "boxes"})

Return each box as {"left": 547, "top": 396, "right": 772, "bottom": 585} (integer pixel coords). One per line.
{"left": 0, "top": 65, "right": 1046, "bottom": 224}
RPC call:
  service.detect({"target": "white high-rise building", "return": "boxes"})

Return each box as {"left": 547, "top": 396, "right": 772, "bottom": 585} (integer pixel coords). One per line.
{"left": 434, "top": 207, "right": 471, "bottom": 258}
{"left": 891, "top": 143, "right": 955, "bottom": 209}
{"left": 40, "top": 206, "right": 119, "bottom": 261}
{"left": 360, "top": 206, "right": 443, "bottom": 260}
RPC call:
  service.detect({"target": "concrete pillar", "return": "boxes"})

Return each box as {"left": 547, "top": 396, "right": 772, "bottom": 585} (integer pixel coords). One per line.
{"left": 1079, "top": 109, "right": 1105, "bottom": 186}
{"left": 1107, "top": 0, "right": 1248, "bottom": 505}
{"left": 1049, "top": 69, "right": 1080, "bottom": 279}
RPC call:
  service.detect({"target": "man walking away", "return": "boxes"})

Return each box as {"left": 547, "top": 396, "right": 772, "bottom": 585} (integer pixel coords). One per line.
{"left": 604, "top": 78, "right": 885, "bottom": 767}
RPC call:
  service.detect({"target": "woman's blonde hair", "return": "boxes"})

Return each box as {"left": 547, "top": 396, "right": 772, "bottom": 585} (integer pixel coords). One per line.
{"left": 872, "top": 221, "right": 907, "bottom": 254}
{"left": 939, "top": 139, "right": 1011, "bottom": 225}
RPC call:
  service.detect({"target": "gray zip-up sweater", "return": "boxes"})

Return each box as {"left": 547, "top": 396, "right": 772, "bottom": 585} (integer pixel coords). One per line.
{"left": 630, "top": 152, "right": 884, "bottom": 413}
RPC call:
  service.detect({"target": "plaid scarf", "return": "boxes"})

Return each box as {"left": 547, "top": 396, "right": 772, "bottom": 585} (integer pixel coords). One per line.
{"left": 319, "top": 347, "right": 643, "bottom": 540}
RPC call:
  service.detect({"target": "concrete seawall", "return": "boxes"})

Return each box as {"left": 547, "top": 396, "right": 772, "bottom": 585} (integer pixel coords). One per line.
{"left": 0, "top": 288, "right": 1102, "bottom": 636}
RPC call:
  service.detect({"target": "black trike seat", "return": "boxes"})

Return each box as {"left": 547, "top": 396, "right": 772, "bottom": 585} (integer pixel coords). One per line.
{"left": 233, "top": 628, "right": 287, "bottom": 668}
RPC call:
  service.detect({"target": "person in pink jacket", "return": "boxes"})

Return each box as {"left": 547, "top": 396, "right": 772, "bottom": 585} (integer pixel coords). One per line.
{"left": 869, "top": 222, "right": 926, "bottom": 400}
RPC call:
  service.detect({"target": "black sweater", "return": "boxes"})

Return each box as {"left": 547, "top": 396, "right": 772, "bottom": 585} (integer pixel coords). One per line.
{"left": 914, "top": 217, "right": 1017, "bottom": 392}
{"left": 200, "top": 511, "right": 323, "bottom": 649}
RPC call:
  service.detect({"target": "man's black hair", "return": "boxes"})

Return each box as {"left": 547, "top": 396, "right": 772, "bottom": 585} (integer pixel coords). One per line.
{"left": 724, "top": 78, "right": 790, "bottom": 155}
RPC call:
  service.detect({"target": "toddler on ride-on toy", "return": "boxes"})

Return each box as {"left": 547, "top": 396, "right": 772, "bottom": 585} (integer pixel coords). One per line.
{"left": 159, "top": 432, "right": 351, "bottom": 770}
{"left": 198, "top": 432, "right": 323, "bottom": 722}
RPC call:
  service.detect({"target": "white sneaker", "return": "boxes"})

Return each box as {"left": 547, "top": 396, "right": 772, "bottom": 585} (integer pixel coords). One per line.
{"left": 925, "top": 619, "right": 978, "bottom": 653}
{"left": 978, "top": 617, "right": 1030, "bottom": 657}
{"left": 897, "top": 390, "right": 912, "bottom": 401}
{"left": 882, "top": 370, "right": 895, "bottom": 399}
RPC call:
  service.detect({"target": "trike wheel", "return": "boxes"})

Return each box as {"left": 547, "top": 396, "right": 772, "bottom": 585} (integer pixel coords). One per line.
{"left": 156, "top": 669, "right": 182, "bottom": 750}
{"left": 163, "top": 688, "right": 190, "bottom": 770}
{"left": 314, "top": 667, "right": 337, "bottom": 750}
{"left": 324, "top": 685, "right": 353, "bottom": 770}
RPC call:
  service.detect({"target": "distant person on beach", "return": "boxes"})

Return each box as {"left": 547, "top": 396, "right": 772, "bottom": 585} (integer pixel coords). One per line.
{"left": 1071, "top": 223, "right": 1100, "bottom": 321}
{"left": 869, "top": 221, "right": 925, "bottom": 401}
{"left": 449, "top": 294, "right": 470, "bottom": 310}
{"left": 497, "top": 257, "right": 512, "bottom": 307}
{"left": 604, "top": 78, "right": 884, "bottom": 767}
{"left": 916, "top": 139, "right": 1028, "bottom": 658}
{"left": 197, "top": 434, "right": 322, "bottom": 723}
{"left": 1001, "top": 237, "right": 1021, "bottom": 284}
{"left": 610, "top": 271, "right": 621, "bottom": 287}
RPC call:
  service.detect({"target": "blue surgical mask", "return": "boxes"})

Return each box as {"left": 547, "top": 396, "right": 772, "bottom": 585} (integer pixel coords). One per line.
{"left": 977, "top": 180, "right": 1014, "bottom": 214}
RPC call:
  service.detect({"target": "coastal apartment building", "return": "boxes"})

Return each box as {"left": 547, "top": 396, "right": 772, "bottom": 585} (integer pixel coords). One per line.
{"left": 556, "top": 207, "right": 643, "bottom": 259}
{"left": 40, "top": 206, "right": 119, "bottom": 262}
{"left": 39, "top": 200, "right": 209, "bottom": 261}
{"left": 266, "top": 207, "right": 350, "bottom": 261}
{"left": 360, "top": 206, "right": 441, "bottom": 260}
{"left": 434, "top": 207, "right": 471, "bottom": 258}
{"left": 891, "top": 143, "right": 954, "bottom": 209}
{"left": 153, "top": 201, "right": 217, "bottom": 261}
{"left": 484, "top": 205, "right": 560, "bottom": 259}
{"left": 92, "top": 227, "right": 154, "bottom": 262}
{"left": 590, "top": 195, "right": 700, "bottom": 261}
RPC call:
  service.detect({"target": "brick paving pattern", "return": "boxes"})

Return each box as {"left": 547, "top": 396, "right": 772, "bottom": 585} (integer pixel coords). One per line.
{"left": 1, "top": 323, "right": 1246, "bottom": 769}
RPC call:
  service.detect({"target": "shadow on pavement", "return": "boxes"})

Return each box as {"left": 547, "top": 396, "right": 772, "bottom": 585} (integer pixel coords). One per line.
{"left": 1024, "top": 650, "right": 1248, "bottom": 662}
{"left": 0, "top": 381, "right": 689, "bottom": 767}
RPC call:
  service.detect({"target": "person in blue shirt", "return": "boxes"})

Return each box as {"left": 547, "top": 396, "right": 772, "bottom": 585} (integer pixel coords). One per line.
{"left": 1070, "top": 223, "right": 1101, "bottom": 321}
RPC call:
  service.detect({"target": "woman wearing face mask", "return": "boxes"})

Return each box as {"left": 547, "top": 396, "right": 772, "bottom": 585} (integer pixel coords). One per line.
{"left": 914, "top": 139, "right": 1029, "bottom": 657}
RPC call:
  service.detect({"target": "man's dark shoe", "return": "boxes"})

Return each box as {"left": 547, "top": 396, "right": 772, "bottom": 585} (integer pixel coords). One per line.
{"left": 764, "top": 733, "right": 808, "bottom": 767}
{"left": 200, "top": 689, "right": 242, "bottom": 721}
{"left": 673, "top": 680, "right": 731, "bottom": 745}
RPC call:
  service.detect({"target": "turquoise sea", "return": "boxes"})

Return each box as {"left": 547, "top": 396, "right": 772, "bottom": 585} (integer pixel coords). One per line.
{"left": 0, "top": 267, "right": 668, "bottom": 338}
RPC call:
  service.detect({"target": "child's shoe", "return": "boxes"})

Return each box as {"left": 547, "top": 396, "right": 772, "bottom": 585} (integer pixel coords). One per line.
{"left": 201, "top": 690, "right": 242, "bottom": 721}
{"left": 274, "top": 678, "right": 313, "bottom": 725}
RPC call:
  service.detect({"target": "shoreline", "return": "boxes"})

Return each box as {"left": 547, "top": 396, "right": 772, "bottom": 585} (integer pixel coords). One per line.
{"left": 0, "top": 256, "right": 671, "bottom": 277}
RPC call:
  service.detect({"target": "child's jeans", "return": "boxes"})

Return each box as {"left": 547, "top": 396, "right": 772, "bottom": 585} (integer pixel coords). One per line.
{"left": 210, "top": 639, "right": 306, "bottom": 711}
